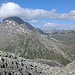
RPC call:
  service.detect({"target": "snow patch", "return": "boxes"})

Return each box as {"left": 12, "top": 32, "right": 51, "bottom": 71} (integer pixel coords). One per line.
{"left": 13, "top": 23, "right": 15, "bottom": 25}
{"left": 0, "top": 57, "right": 1, "bottom": 60}
{"left": 9, "top": 21, "right": 12, "bottom": 23}
{"left": 16, "top": 29, "right": 19, "bottom": 32}
{"left": 5, "top": 26, "right": 8, "bottom": 28}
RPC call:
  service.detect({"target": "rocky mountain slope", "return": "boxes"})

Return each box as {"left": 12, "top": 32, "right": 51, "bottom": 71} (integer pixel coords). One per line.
{"left": 0, "top": 52, "right": 75, "bottom": 75}
{"left": 42, "top": 28, "right": 75, "bottom": 34}
{"left": 51, "top": 33, "right": 75, "bottom": 61}
{"left": 0, "top": 16, "right": 74, "bottom": 65}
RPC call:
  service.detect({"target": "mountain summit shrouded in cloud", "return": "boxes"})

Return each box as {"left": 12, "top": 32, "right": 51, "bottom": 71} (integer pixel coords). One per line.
{"left": 0, "top": 2, "right": 75, "bottom": 21}
{"left": 0, "top": 1, "right": 75, "bottom": 29}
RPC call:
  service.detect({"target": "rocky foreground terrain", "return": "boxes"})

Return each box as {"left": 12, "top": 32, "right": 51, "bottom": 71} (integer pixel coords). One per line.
{"left": 0, "top": 52, "right": 75, "bottom": 75}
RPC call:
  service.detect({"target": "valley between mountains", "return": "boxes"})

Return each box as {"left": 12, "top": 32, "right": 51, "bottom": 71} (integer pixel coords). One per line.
{"left": 0, "top": 17, "right": 75, "bottom": 66}
{"left": 0, "top": 17, "right": 75, "bottom": 75}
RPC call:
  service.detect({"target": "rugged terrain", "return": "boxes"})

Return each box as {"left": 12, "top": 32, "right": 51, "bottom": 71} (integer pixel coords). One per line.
{"left": 0, "top": 52, "right": 75, "bottom": 75}
{"left": 0, "top": 16, "right": 75, "bottom": 66}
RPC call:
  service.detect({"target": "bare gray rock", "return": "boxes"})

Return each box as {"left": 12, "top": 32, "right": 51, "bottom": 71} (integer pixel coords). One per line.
{"left": 0, "top": 53, "right": 74, "bottom": 75}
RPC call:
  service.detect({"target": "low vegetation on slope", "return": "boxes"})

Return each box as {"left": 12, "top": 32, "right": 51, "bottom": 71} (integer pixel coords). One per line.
{"left": 0, "top": 17, "right": 73, "bottom": 66}
{"left": 51, "top": 33, "right": 75, "bottom": 61}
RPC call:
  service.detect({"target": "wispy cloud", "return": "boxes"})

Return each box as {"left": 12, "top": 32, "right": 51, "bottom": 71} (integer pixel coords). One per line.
{"left": 44, "top": 23, "right": 59, "bottom": 28}
{"left": 0, "top": 2, "right": 75, "bottom": 21}
{"left": 30, "top": 20, "right": 38, "bottom": 23}
{"left": 43, "top": 22, "right": 75, "bottom": 29}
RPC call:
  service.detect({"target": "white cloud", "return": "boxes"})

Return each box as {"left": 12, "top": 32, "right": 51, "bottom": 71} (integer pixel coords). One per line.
{"left": 44, "top": 23, "right": 59, "bottom": 28}
{"left": 43, "top": 22, "right": 75, "bottom": 29}
{"left": 30, "top": 20, "right": 38, "bottom": 23}
{"left": 0, "top": 2, "right": 75, "bottom": 21}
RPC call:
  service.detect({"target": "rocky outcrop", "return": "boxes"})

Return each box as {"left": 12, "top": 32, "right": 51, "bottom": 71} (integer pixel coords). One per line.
{"left": 0, "top": 53, "right": 74, "bottom": 75}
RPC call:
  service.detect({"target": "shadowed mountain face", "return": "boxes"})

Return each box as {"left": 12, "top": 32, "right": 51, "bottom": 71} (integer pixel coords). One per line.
{"left": 0, "top": 16, "right": 74, "bottom": 65}
{"left": 3, "top": 17, "right": 25, "bottom": 24}
{"left": 3, "top": 17, "right": 35, "bottom": 30}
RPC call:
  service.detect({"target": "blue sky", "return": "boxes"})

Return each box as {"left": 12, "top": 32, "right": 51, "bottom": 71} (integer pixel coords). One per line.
{"left": 0, "top": 0, "right": 75, "bottom": 30}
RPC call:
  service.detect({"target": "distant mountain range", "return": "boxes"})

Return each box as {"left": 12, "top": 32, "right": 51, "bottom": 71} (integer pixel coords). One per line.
{"left": 0, "top": 16, "right": 75, "bottom": 66}
{"left": 42, "top": 28, "right": 75, "bottom": 34}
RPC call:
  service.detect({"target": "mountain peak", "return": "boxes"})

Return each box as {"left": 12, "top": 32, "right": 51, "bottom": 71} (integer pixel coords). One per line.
{"left": 3, "top": 16, "right": 25, "bottom": 24}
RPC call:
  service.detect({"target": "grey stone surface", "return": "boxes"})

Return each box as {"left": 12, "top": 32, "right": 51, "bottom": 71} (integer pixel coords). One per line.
{"left": 0, "top": 53, "right": 74, "bottom": 75}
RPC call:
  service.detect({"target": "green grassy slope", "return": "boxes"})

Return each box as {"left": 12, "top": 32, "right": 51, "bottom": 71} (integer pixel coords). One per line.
{"left": 51, "top": 34, "right": 75, "bottom": 61}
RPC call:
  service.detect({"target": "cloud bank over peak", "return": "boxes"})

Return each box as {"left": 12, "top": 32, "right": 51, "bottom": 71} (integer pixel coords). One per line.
{"left": 0, "top": 2, "right": 75, "bottom": 21}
